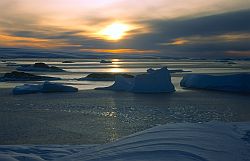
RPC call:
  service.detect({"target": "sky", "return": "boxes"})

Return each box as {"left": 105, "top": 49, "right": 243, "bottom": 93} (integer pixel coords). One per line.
{"left": 0, "top": 0, "right": 250, "bottom": 58}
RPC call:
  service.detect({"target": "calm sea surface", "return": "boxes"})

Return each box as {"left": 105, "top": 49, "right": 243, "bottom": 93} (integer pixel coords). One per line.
{"left": 0, "top": 58, "right": 250, "bottom": 144}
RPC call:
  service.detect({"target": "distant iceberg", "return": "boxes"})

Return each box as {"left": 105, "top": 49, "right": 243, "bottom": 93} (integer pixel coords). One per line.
{"left": 100, "top": 60, "right": 112, "bottom": 64}
{"left": 13, "top": 82, "right": 78, "bottom": 95}
{"left": 180, "top": 73, "right": 250, "bottom": 93}
{"left": 16, "top": 62, "right": 65, "bottom": 72}
{"left": 62, "top": 60, "right": 75, "bottom": 63}
{"left": 1, "top": 122, "right": 249, "bottom": 161}
{"left": 96, "top": 67, "right": 175, "bottom": 93}
{"left": 78, "top": 73, "right": 134, "bottom": 81}
{"left": 0, "top": 71, "right": 60, "bottom": 81}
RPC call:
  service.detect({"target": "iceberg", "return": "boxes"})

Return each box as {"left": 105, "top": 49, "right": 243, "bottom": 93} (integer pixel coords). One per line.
{"left": 180, "top": 73, "right": 250, "bottom": 93}
{"left": 13, "top": 82, "right": 78, "bottom": 95}
{"left": 102, "top": 75, "right": 134, "bottom": 91}
{"left": 97, "top": 67, "right": 175, "bottom": 93}
{"left": 1, "top": 122, "right": 249, "bottom": 161}
{"left": 0, "top": 71, "right": 61, "bottom": 82}
{"left": 132, "top": 67, "right": 175, "bottom": 93}
{"left": 16, "top": 63, "right": 65, "bottom": 72}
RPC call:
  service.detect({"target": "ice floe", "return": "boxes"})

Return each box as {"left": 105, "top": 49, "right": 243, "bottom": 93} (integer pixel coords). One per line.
{"left": 13, "top": 82, "right": 78, "bottom": 95}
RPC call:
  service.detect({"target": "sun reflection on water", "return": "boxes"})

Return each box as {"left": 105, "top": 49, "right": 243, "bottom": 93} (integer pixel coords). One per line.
{"left": 109, "top": 68, "right": 127, "bottom": 73}
{"left": 112, "top": 59, "right": 120, "bottom": 62}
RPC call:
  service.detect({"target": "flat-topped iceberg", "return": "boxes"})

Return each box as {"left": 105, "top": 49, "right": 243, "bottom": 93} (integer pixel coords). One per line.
{"left": 181, "top": 73, "right": 250, "bottom": 93}
{"left": 96, "top": 67, "right": 175, "bottom": 93}
{"left": 0, "top": 71, "right": 60, "bottom": 81}
{"left": 13, "top": 82, "right": 78, "bottom": 95}
{"left": 16, "top": 62, "right": 65, "bottom": 72}
{"left": 78, "top": 73, "right": 134, "bottom": 81}
{"left": 1, "top": 122, "right": 249, "bottom": 161}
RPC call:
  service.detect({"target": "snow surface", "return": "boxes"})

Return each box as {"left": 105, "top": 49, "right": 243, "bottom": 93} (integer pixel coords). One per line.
{"left": 181, "top": 73, "right": 250, "bottom": 93}
{"left": 13, "top": 82, "right": 78, "bottom": 95}
{"left": 0, "top": 122, "right": 250, "bottom": 161}
{"left": 96, "top": 67, "right": 175, "bottom": 93}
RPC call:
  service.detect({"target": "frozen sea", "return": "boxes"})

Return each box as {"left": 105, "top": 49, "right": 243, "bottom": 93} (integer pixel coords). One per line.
{"left": 0, "top": 58, "right": 250, "bottom": 145}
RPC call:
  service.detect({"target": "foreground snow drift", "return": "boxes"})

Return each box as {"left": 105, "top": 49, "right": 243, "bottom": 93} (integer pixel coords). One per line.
{"left": 13, "top": 82, "right": 78, "bottom": 95}
{"left": 0, "top": 145, "right": 95, "bottom": 161}
{"left": 97, "top": 67, "right": 175, "bottom": 93}
{"left": 181, "top": 73, "right": 250, "bottom": 93}
{"left": 0, "top": 122, "right": 250, "bottom": 161}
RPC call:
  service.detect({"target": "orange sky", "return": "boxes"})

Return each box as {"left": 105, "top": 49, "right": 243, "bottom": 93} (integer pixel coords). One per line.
{"left": 0, "top": 0, "right": 249, "bottom": 57}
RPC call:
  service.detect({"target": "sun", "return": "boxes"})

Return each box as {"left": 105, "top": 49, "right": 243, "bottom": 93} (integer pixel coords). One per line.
{"left": 99, "top": 22, "right": 130, "bottom": 40}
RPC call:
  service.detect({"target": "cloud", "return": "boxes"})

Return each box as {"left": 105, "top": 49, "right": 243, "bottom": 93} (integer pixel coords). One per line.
{"left": 225, "top": 50, "right": 250, "bottom": 57}
{"left": 117, "top": 10, "right": 250, "bottom": 57}
{"left": 160, "top": 39, "right": 189, "bottom": 46}
{"left": 80, "top": 48, "right": 159, "bottom": 54}
{"left": 0, "top": 0, "right": 249, "bottom": 58}
{"left": 0, "top": 34, "right": 82, "bottom": 49}
{"left": 161, "top": 33, "right": 250, "bottom": 46}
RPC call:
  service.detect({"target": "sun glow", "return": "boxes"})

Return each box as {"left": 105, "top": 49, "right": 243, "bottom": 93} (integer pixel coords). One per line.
{"left": 109, "top": 68, "right": 126, "bottom": 73}
{"left": 100, "top": 22, "right": 130, "bottom": 40}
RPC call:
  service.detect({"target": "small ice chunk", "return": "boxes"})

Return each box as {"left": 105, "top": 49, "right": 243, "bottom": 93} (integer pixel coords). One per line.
{"left": 41, "top": 82, "right": 78, "bottom": 93}
{"left": 13, "top": 84, "right": 42, "bottom": 95}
